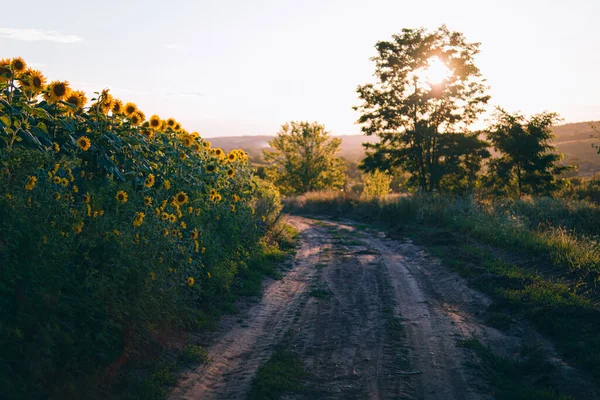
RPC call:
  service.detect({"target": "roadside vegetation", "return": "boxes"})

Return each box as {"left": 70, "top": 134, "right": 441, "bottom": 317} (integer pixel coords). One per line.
{"left": 0, "top": 58, "right": 292, "bottom": 399}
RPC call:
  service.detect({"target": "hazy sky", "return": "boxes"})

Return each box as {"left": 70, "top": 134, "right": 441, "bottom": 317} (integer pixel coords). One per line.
{"left": 2, "top": 0, "right": 599, "bottom": 137}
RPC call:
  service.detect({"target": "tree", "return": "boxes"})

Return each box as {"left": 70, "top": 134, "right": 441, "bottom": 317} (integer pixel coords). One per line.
{"left": 263, "top": 121, "right": 345, "bottom": 195}
{"left": 362, "top": 169, "right": 392, "bottom": 198}
{"left": 355, "top": 25, "right": 490, "bottom": 192}
{"left": 486, "top": 109, "right": 572, "bottom": 196}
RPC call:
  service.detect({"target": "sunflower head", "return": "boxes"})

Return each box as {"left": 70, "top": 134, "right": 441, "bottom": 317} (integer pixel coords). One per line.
{"left": 123, "top": 102, "right": 137, "bottom": 116}
{"left": 10, "top": 57, "right": 26, "bottom": 74}
{"left": 173, "top": 122, "right": 182, "bottom": 132}
{"left": 166, "top": 118, "right": 176, "bottom": 128}
{"left": 129, "top": 112, "right": 143, "bottom": 126}
{"left": 187, "top": 277, "right": 195, "bottom": 287}
{"left": 76, "top": 136, "right": 91, "bottom": 151}
{"left": 163, "top": 180, "right": 171, "bottom": 190}
{"left": 149, "top": 115, "right": 162, "bottom": 129}
{"left": 182, "top": 136, "right": 192, "bottom": 147}
{"left": 0, "top": 59, "right": 10, "bottom": 81}
{"left": 112, "top": 99, "right": 124, "bottom": 115}
{"left": 206, "top": 164, "right": 216, "bottom": 173}
{"left": 20, "top": 69, "right": 46, "bottom": 94}
{"left": 141, "top": 129, "right": 154, "bottom": 140}
{"left": 83, "top": 193, "right": 91, "bottom": 203}
{"left": 175, "top": 191, "right": 188, "bottom": 205}
{"left": 162, "top": 228, "right": 169, "bottom": 237}
{"left": 45, "top": 81, "right": 70, "bottom": 103}
{"left": 227, "top": 152, "right": 237, "bottom": 162}
{"left": 191, "top": 229, "right": 199, "bottom": 240}
{"left": 227, "top": 169, "right": 235, "bottom": 178}
{"left": 144, "top": 173, "right": 155, "bottom": 188}
{"left": 116, "top": 190, "right": 128, "bottom": 204}
{"left": 213, "top": 148, "right": 223, "bottom": 157}
{"left": 192, "top": 143, "right": 201, "bottom": 152}
{"left": 66, "top": 90, "right": 88, "bottom": 111}
{"left": 144, "top": 197, "right": 152, "bottom": 206}
{"left": 203, "top": 140, "right": 211, "bottom": 149}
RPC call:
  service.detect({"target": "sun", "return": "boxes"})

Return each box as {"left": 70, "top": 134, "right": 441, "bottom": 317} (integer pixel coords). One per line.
{"left": 420, "top": 57, "right": 452, "bottom": 85}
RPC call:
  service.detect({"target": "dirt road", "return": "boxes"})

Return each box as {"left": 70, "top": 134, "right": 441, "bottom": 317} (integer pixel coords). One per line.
{"left": 170, "top": 216, "right": 599, "bottom": 400}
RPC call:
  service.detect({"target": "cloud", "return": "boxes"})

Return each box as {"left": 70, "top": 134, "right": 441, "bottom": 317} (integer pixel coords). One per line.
{"left": 163, "top": 43, "right": 184, "bottom": 50}
{"left": 0, "top": 28, "right": 83, "bottom": 43}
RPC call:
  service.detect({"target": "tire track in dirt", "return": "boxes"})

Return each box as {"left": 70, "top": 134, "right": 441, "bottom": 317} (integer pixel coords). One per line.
{"left": 169, "top": 218, "right": 326, "bottom": 400}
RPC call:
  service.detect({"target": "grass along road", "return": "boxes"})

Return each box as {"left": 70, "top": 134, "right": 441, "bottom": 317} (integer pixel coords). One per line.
{"left": 169, "top": 216, "right": 599, "bottom": 399}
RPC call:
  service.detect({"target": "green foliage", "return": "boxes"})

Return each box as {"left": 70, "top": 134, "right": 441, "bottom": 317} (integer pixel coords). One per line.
{"left": 486, "top": 109, "right": 572, "bottom": 196}
{"left": 362, "top": 169, "right": 392, "bottom": 198}
{"left": 248, "top": 346, "right": 309, "bottom": 399}
{"left": 0, "top": 60, "right": 283, "bottom": 399}
{"left": 460, "top": 340, "right": 572, "bottom": 400}
{"left": 355, "top": 25, "right": 490, "bottom": 192}
{"left": 263, "top": 121, "right": 346, "bottom": 195}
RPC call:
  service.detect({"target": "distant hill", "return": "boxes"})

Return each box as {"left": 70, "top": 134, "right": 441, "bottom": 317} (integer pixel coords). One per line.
{"left": 208, "top": 134, "right": 377, "bottom": 162}
{"left": 207, "top": 121, "right": 600, "bottom": 175}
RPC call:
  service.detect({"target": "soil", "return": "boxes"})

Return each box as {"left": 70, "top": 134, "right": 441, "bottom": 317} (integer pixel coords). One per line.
{"left": 169, "top": 216, "right": 600, "bottom": 400}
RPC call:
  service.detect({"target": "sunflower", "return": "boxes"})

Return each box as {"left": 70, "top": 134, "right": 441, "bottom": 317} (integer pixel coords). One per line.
{"left": 173, "top": 122, "right": 182, "bottom": 132}
{"left": 133, "top": 212, "right": 145, "bottom": 227}
{"left": 145, "top": 173, "right": 155, "bottom": 188}
{"left": 144, "top": 197, "right": 152, "bottom": 206}
{"left": 161, "top": 211, "right": 169, "bottom": 221}
{"left": 169, "top": 214, "right": 177, "bottom": 223}
{"left": 115, "top": 190, "right": 128, "bottom": 204}
{"left": 166, "top": 118, "right": 176, "bottom": 128}
{"left": 232, "top": 194, "right": 240, "bottom": 202}
{"left": 0, "top": 59, "right": 10, "bottom": 81}
{"left": 112, "top": 99, "right": 124, "bottom": 115}
{"left": 190, "top": 228, "right": 199, "bottom": 240}
{"left": 45, "top": 81, "right": 70, "bottom": 103}
{"left": 123, "top": 102, "right": 137, "bottom": 117}
{"left": 149, "top": 114, "right": 162, "bottom": 129}
{"left": 230, "top": 204, "right": 235, "bottom": 212}
{"left": 77, "top": 136, "right": 92, "bottom": 151}
{"left": 136, "top": 110, "right": 146, "bottom": 121}
{"left": 21, "top": 69, "right": 46, "bottom": 94}
{"left": 227, "top": 152, "right": 237, "bottom": 162}
{"left": 10, "top": 57, "right": 26, "bottom": 74}
{"left": 25, "top": 176, "right": 37, "bottom": 191}
{"left": 187, "top": 277, "right": 195, "bottom": 287}
{"left": 162, "top": 228, "right": 169, "bottom": 237}
{"left": 192, "top": 143, "right": 201, "bottom": 152}
{"left": 180, "top": 221, "right": 186, "bottom": 229}
{"left": 206, "top": 164, "right": 216, "bottom": 173}
{"left": 209, "top": 189, "right": 217, "bottom": 197}
{"left": 203, "top": 141, "right": 211, "bottom": 149}
{"left": 179, "top": 153, "right": 187, "bottom": 161}
{"left": 182, "top": 136, "right": 192, "bottom": 147}
{"left": 66, "top": 90, "right": 88, "bottom": 110}
{"left": 98, "top": 90, "right": 113, "bottom": 113}
{"left": 82, "top": 193, "right": 91, "bottom": 204}
{"left": 129, "top": 112, "right": 143, "bottom": 126}
{"left": 227, "top": 169, "right": 235, "bottom": 178}
{"left": 150, "top": 271, "right": 156, "bottom": 280}
{"left": 213, "top": 148, "right": 223, "bottom": 157}
{"left": 54, "top": 193, "right": 61, "bottom": 201}
{"left": 52, "top": 176, "right": 61, "bottom": 185}
{"left": 175, "top": 191, "right": 188, "bottom": 205}
{"left": 163, "top": 180, "right": 171, "bottom": 190}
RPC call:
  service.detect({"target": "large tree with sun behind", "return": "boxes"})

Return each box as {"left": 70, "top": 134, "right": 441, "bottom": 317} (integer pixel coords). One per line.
{"left": 355, "top": 25, "right": 491, "bottom": 192}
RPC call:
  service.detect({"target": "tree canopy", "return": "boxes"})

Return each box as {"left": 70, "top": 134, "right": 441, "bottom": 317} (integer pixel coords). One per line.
{"left": 486, "top": 109, "right": 572, "bottom": 196}
{"left": 263, "top": 121, "right": 345, "bottom": 195}
{"left": 355, "top": 25, "right": 490, "bottom": 192}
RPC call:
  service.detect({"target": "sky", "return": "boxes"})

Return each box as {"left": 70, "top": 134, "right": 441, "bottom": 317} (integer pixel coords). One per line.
{"left": 2, "top": 0, "right": 599, "bottom": 137}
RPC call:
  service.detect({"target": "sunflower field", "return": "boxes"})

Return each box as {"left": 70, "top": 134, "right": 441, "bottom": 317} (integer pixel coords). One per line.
{"left": 0, "top": 57, "right": 283, "bottom": 398}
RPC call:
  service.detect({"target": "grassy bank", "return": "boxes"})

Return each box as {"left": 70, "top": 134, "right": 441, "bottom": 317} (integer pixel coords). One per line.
{"left": 285, "top": 192, "right": 600, "bottom": 384}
